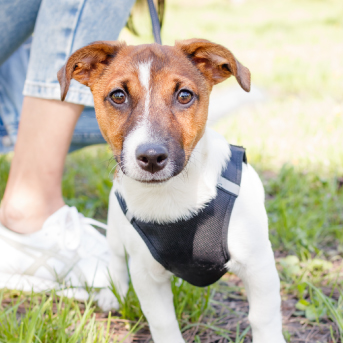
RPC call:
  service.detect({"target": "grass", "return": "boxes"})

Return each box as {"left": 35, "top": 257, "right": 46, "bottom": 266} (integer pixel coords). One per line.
{"left": 0, "top": 289, "right": 144, "bottom": 343}
{"left": 1, "top": 0, "right": 343, "bottom": 341}
{"left": 265, "top": 166, "right": 343, "bottom": 255}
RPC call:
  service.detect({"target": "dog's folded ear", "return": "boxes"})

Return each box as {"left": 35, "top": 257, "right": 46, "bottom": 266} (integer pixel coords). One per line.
{"left": 57, "top": 41, "right": 126, "bottom": 101}
{"left": 176, "top": 39, "right": 251, "bottom": 92}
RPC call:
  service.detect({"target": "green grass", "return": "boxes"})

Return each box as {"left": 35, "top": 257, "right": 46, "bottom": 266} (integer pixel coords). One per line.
{"left": 61, "top": 146, "right": 114, "bottom": 221}
{"left": 0, "top": 155, "right": 10, "bottom": 199}
{"left": 1, "top": 0, "right": 343, "bottom": 341}
{"left": 0, "top": 289, "right": 143, "bottom": 343}
{"left": 265, "top": 166, "right": 343, "bottom": 255}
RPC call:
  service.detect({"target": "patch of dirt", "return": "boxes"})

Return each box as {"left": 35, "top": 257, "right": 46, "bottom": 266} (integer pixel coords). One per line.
{"left": 282, "top": 297, "right": 338, "bottom": 343}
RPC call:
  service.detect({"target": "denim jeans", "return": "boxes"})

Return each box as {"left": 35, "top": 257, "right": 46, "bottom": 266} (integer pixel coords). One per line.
{"left": 0, "top": 0, "right": 135, "bottom": 153}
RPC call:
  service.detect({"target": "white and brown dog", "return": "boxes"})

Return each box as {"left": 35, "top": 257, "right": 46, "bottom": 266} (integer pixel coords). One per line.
{"left": 58, "top": 39, "right": 285, "bottom": 343}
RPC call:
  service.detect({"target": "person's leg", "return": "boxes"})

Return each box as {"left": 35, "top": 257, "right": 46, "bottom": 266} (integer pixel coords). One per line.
{"left": 0, "top": 98, "right": 83, "bottom": 233}
{"left": 0, "top": 0, "right": 41, "bottom": 153}
{"left": 0, "top": 0, "right": 41, "bottom": 66}
{"left": 0, "top": 0, "right": 135, "bottom": 307}
{"left": 0, "top": 0, "right": 135, "bottom": 233}
{"left": 0, "top": 39, "right": 31, "bottom": 153}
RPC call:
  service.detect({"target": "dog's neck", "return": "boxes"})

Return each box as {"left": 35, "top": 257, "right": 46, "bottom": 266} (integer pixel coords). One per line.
{"left": 114, "top": 128, "right": 230, "bottom": 223}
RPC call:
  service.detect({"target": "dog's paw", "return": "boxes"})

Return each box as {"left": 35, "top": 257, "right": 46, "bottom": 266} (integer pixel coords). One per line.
{"left": 95, "top": 288, "right": 120, "bottom": 312}
{"left": 252, "top": 335, "right": 286, "bottom": 343}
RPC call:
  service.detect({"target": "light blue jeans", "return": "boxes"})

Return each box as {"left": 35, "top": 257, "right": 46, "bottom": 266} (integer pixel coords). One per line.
{"left": 0, "top": 0, "right": 135, "bottom": 153}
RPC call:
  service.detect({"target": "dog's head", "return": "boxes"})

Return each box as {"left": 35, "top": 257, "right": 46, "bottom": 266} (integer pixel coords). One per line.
{"left": 58, "top": 39, "right": 250, "bottom": 183}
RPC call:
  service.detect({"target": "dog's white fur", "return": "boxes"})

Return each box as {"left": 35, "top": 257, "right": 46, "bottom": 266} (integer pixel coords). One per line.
{"left": 122, "top": 61, "right": 175, "bottom": 182}
{"left": 119, "top": 129, "right": 230, "bottom": 223}
{"left": 99, "top": 127, "right": 285, "bottom": 343}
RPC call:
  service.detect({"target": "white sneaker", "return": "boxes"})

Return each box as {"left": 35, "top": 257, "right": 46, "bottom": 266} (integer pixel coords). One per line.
{"left": 0, "top": 205, "right": 116, "bottom": 305}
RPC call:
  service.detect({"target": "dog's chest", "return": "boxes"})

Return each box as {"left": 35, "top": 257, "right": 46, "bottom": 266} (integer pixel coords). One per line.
{"left": 116, "top": 145, "right": 247, "bottom": 287}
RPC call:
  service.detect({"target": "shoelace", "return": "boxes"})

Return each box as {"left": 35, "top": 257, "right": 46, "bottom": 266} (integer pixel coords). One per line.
{"left": 60, "top": 206, "right": 107, "bottom": 250}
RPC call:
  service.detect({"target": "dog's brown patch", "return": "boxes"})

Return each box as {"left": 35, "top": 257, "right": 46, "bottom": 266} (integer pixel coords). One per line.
{"left": 58, "top": 39, "right": 250, "bottom": 176}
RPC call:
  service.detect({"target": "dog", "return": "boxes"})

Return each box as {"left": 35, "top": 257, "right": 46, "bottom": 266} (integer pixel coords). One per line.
{"left": 58, "top": 39, "right": 285, "bottom": 343}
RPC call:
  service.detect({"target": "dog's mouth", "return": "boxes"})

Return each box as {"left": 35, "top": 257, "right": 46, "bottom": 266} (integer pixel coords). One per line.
{"left": 140, "top": 178, "right": 171, "bottom": 184}
{"left": 116, "top": 148, "right": 186, "bottom": 184}
{"left": 116, "top": 161, "right": 173, "bottom": 184}
{"left": 125, "top": 172, "right": 173, "bottom": 184}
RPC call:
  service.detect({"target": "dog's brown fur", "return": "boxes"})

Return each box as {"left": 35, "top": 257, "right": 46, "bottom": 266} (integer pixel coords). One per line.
{"left": 58, "top": 39, "right": 250, "bottom": 173}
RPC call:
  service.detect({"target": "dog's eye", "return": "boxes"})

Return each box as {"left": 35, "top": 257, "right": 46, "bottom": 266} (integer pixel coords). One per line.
{"left": 110, "top": 90, "right": 126, "bottom": 104}
{"left": 177, "top": 90, "right": 193, "bottom": 105}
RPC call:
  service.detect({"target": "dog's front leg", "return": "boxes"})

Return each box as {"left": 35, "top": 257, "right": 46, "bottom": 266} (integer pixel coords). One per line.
{"left": 107, "top": 230, "right": 129, "bottom": 300}
{"left": 130, "top": 259, "right": 184, "bottom": 343}
{"left": 96, "top": 191, "right": 129, "bottom": 311}
{"left": 107, "top": 192, "right": 130, "bottom": 299}
{"left": 228, "top": 164, "right": 285, "bottom": 343}
{"left": 229, "top": 250, "right": 285, "bottom": 343}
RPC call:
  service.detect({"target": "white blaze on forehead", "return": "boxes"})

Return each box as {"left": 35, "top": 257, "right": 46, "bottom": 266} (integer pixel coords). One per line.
{"left": 138, "top": 60, "right": 152, "bottom": 120}
{"left": 122, "top": 60, "right": 173, "bottom": 181}
{"left": 138, "top": 60, "right": 152, "bottom": 90}
{"left": 122, "top": 59, "right": 160, "bottom": 180}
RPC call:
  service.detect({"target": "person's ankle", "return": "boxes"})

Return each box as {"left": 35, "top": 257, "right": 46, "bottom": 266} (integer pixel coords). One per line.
{"left": 0, "top": 199, "right": 65, "bottom": 234}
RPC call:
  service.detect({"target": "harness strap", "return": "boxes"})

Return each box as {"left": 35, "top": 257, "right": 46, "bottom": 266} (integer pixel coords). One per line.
{"left": 147, "top": 0, "right": 162, "bottom": 45}
{"left": 217, "top": 145, "right": 247, "bottom": 197}
{"left": 217, "top": 176, "right": 240, "bottom": 196}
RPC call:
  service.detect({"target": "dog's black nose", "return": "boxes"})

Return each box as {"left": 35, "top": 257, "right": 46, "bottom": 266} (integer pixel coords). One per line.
{"left": 136, "top": 144, "right": 168, "bottom": 173}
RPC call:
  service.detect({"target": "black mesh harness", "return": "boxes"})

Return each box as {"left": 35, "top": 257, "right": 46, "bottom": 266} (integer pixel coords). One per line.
{"left": 115, "top": 145, "right": 247, "bottom": 287}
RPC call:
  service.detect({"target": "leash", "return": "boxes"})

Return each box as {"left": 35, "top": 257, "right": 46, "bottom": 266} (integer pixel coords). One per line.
{"left": 147, "top": 0, "right": 162, "bottom": 44}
